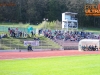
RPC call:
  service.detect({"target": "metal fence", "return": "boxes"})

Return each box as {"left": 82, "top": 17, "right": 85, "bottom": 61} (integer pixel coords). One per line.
{"left": 0, "top": 39, "right": 61, "bottom": 51}
{"left": 0, "top": 26, "right": 36, "bottom": 34}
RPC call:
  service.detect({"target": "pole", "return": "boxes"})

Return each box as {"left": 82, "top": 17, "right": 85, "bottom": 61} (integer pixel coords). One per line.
{"left": 0, "top": 39, "right": 1, "bottom": 48}
{"left": 67, "top": 21, "right": 68, "bottom": 31}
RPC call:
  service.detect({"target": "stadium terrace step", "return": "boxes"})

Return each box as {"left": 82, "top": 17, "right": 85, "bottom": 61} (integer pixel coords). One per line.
{"left": 52, "top": 39, "right": 78, "bottom": 50}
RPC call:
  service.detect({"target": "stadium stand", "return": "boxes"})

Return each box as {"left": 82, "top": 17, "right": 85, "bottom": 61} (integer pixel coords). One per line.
{"left": 40, "top": 29, "right": 100, "bottom": 50}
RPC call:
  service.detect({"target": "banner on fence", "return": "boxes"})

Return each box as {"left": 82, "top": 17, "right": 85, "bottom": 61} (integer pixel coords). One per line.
{"left": 24, "top": 41, "right": 39, "bottom": 46}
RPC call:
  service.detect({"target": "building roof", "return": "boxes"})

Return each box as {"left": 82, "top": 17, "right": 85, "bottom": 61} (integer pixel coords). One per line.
{"left": 63, "top": 12, "right": 77, "bottom": 15}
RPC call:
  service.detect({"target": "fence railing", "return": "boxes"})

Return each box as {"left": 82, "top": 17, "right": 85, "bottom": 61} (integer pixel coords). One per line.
{"left": 0, "top": 26, "right": 36, "bottom": 34}
{"left": 0, "top": 39, "right": 61, "bottom": 51}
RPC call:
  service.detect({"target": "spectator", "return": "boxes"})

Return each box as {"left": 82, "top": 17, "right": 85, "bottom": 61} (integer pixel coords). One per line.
{"left": 27, "top": 44, "right": 33, "bottom": 51}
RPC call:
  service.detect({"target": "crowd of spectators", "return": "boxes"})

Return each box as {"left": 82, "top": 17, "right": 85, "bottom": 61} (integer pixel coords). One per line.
{"left": 0, "top": 33, "right": 8, "bottom": 39}
{"left": 8, "top": 27, "right": 40, "bottom": 40}
{"left": 1, "top": 28, "right": 100, "bottom": 42}
{"left": 8, "top": 27, "right": 28, "bottom": 38}
{"left": 81, "top": 45, "right": 98, "bottom": 51}
{"left": 1, "top": 27, "right": 40, "bottom": 41}
{"left": 39, "top": 29, "right": 100, "bottom": 42}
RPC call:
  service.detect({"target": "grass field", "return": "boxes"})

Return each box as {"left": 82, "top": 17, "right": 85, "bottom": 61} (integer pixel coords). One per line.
{"left": 0, "top": 55, "right": 100, "bottom": 75}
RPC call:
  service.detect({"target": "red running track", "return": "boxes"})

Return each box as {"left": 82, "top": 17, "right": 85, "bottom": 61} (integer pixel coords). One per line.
{"left": 0, "top": 50, "right": 100, "bottom": 60}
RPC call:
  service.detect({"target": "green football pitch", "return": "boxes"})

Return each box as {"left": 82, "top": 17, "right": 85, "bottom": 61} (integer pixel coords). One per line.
{"left": 0, "top": 55, "right": 100, "bottom": 75}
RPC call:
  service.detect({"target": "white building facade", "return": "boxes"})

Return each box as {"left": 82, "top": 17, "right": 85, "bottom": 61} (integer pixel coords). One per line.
{"left": 62, "top": 12, "right": 78, "bottom": 31}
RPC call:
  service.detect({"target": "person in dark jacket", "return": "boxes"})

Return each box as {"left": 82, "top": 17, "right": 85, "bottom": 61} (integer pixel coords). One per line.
{"left": 27, "top": 44, "right": 33, "bottom": 51}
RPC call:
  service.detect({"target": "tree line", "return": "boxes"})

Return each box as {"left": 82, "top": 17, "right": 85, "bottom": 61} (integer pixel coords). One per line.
{"left": 0, "top": 0, "right": 100, "bottom": 27}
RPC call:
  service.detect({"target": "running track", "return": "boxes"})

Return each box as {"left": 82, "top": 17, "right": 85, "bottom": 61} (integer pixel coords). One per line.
{"left": 0, "top": 50, "right": 100, "bottom": 60}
